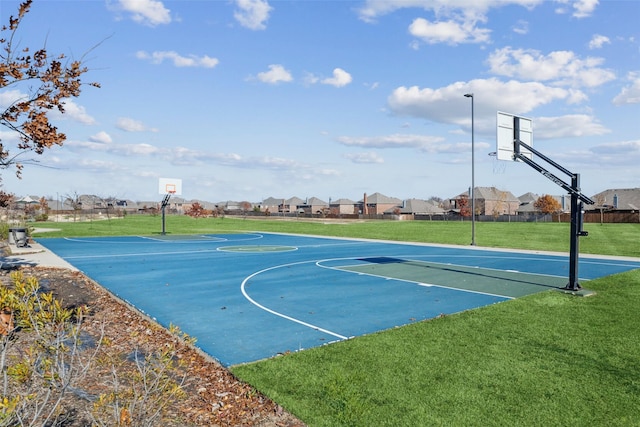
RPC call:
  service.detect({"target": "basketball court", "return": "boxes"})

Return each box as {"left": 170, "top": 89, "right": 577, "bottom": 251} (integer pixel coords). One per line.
{"left": 37, "top": 233, "right": 640, "bottom": 366}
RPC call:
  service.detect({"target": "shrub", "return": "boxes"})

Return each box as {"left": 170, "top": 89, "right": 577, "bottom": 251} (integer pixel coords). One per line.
{"left": 0, "top": 272, "right": 192, "bottom": 426}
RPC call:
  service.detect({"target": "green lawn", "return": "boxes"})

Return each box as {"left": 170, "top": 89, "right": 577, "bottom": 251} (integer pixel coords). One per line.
{"left": 233, "top": 270, "right": 640, "bottom": 426}
{"left": 31, "top": 215, "right": 640, "bottom": 257}
{"left": 31, "top": 215, "right": 640, "bottom": 426}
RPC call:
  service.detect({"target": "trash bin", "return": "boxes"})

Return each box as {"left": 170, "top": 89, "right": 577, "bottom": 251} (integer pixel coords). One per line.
{"left": 8, "top": 228, "right": 28, "bottom": 247}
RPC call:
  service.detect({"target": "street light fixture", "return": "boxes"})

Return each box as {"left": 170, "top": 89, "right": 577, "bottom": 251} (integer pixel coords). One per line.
{"left": 464, "top": 93, "right": 476, "bottom": 246}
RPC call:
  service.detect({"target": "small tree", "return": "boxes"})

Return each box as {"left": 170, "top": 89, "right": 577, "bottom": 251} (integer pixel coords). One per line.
{"left": 65, "top": 191, "right": 82, "bottom": 222}
{"left": 240, "top": 201, "right": 252, "bottom": 217}
{"left": 458, "top": 196, "right": 470, "bottom": 218}
{"left": 0, "top": 271, "right": 192, "bottom": 426}
{"left": 0, "top": 191, "right": 12, "bottom": 209}
{"left": 184, "top": 202, "right": 209, "bottom": 218}
{"left": 0, "top": 0, "right": 100, "bottom": 177}
{"left": 534, "top": 194, "right": 563, "bottom": 220}
{"left": 35, "top": 195, "right": 49, "bottom": 221}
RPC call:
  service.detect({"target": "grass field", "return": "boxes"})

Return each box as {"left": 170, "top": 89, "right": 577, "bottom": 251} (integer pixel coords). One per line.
{"left": 31, "top": 215, "right": 640, "bottom": 426}
{"left": 31, "top": 214, "right": 640, "bottom": 257}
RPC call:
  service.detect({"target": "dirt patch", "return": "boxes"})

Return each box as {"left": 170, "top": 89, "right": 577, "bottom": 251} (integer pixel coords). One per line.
{"left": 0, "top": 265, "right": 305, "bottom": 426}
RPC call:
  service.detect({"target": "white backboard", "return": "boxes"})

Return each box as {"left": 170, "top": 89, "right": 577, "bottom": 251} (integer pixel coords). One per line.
{"left": 158, "top": 178, "right": 182, "bottom": 196}
{"left": 496, "top": 111, "right": 533, "bottom": 161}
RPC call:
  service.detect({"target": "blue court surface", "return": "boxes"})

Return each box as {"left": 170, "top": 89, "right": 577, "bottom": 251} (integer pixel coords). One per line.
{"left": 39, "top": 233, "right": 640, "bottom": 366}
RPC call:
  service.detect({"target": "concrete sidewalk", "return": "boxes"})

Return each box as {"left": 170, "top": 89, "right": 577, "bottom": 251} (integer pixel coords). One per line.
{"left": 1, "top": 240, "right": 78, "bottom": 271}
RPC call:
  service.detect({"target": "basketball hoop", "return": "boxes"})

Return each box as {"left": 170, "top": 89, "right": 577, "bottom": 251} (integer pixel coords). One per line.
{"left": 159, "top": 178, "right": 182, "bottom": 196}
{"left": 489, "top": 151, "right": 506, "bottom": 174}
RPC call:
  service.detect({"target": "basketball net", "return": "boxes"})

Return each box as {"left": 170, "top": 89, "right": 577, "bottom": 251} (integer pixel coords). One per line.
{"left": 489, "top": 151, "right": 506, "bottom": 174}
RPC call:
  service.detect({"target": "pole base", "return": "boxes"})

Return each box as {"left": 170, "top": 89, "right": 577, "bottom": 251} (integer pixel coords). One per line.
{"left": 555, "top": 286, "right": 596, "bottom": 297}
{"left": 563, "top": 283, "right": 582, "bottom": 291}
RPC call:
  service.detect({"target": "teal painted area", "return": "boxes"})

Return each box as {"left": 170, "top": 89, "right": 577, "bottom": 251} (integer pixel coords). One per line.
{"left": 341, "top": 258, "right": 567, "bottom": 298}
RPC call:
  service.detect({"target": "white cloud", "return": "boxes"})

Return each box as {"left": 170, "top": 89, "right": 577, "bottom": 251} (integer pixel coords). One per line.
{"left": 322, "top": 68, "right": 353, "bottom": 87}
{"left": 53, "top": 99, "right": 96, "bottom": 125}
{"left": 356, "top": 0, "right": 523, "bottom": 23}
{"left": 388, "top": 78, "right": 575, "bottom": 127}
{"left": 338, "top": 134, "right": 444, "bottom": 149}
{"left": 612, "top": 72, "right": 640, "bottom": 105}
{"left": 65, "top": 139, "right": 161, "bottom": 155}
{"left": 256, "top": 64, "right": 293, "bottom": 84}
{"left": 512, "top": 19, "right": 529, "bottom": 35}
{"left": 591, "top": 140, "right": 640, "bottom": 155}
{"left": 116, "top": 0, "right": 171, "bottom": 26}
{"left": 0, "top": 89, "right": 24, "bottom": 109}
{"left": 487, "top": 47, "right": 615, "bottom": 88}
{"left": 554, "top": 0, "right": 598, "bottom": 18}
{"left": 357, "top": 0, "right": 544, "bottom": 22}
{"left": 89, "top": 131, "right": 112, "bottom": 144}
{"left": 572, "top": 0, "right": 599, "bottom": 18}
{"left": 344, "top": 152, "right": 384, "bottom": 164}
{"left": 234, "top": 0, "right": 272, "bottom": 30}
{"left": 0, "top": 92, "right": 95, "bottom": 127}
{"left": 356, "top": 0, "right": 542, "bottom": 47}
{"left": 116, "top": 117, "right": 158, "bottom": 132}
{"left": 75, "top": 158, "right": 126, "bottom": 172}
{"left": 409, "top": 18, "right": 491, "bottom": 45}
{"left": 589, "top": 140, "right": 640, "bottom": 166}
{"left": 136, "top": 51, "right": 219, "bottom": 68}
{"left": 302, "top": 72, "right": 320, "bottom": 86}
{"left": 534, "top": 115, "right": 610, "bottom": 139}
{"left": 588, "top": 34, "right": 610, "bottom": 50}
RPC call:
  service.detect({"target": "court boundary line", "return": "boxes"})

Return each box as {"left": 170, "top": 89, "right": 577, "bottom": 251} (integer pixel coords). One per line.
{"left": 239, "top": 255, "right": 518, "bottom": 340}
{"left": 240, "top": 260, "right": 351, "bottom": 341}
{"left": 257, "top": 231, "right": 640, "bottom": 263}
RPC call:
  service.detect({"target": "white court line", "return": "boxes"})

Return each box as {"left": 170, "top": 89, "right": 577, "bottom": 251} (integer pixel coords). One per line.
{"left": 239, "top": 254, "right": 525, "bottom": 339}
{"left": 316, "top": 253, "right": 575, "bottom": 280}
{"left": 62, "top": 248, "right": 221, "bottom": 260}
{"left": 315, "top": 257, "right": 515, "bottom": 300}
{"left": 63, "top": 233, "right": 265, "bottom": 244}
{"left": 240, "top": 261, "right": 350, "bottom": 341}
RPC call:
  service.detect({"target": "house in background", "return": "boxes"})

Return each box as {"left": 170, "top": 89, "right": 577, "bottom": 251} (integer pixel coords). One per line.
{"left": 358, "top": 192, "right": 402, "bottom": 215}
{"left": 588, "top": 188, "right": 640, "bottom": 212}
{"left": 297, "top": 197, "right": 329, "bottom": 215}
{"left": 475, "top": 187, "right": 520, "bottom": 216}
{"left": 280, "top": 197, "right": 304, "bottom": 213}
{"left": 396, "top": 199, "right": 445, "bottom": 217}
{"left": 260, "top": 197, "right": 282, "bottom": 214}
{"left": 329, "top": 198, "right": 357, "bottom": 215}
{"left": 449, "top": 187, "right": 519, "bottom": 216}
{"left": 517, "top": 192, "right": 542, "bottom": 215}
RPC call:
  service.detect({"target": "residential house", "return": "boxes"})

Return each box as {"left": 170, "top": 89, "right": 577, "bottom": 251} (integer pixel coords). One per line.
{"left": 260, "top": 197, "right": 282, "bottom": 214}
{"left": 450, "top": 187, "right": 519, "bottom": 216}
{"left": 588, "top": 188, "right": 640, "bottom": 212}
{"left": 329, "top": 198, "right": 357, "bottom": 215}
{"left": 476, "top": 187, "right": 520, "bottom": 216}
{"left": 358, "top": 192, "right": 402, "bottom": 215}
{"left": 397, "top": 198, "right": 445, "bottom": 216}
{"left": 519, "top": 192, "right": 572, "bottom": 215}
{"left": 280, "top": 197, "right": 305, "bottom": 213}
{"left": 517, "top": 192, "right": 539, "bottom": 215}
{"left": 297, "top": 197, "right": 329, "bottom": 215}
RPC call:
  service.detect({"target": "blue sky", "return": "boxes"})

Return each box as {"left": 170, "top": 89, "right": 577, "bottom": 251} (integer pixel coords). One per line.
{"left": 1, "top": 0, "right": 638, "bottom": 203}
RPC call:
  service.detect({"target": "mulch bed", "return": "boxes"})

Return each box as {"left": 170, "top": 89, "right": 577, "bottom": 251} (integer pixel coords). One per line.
{"left": 0, "top": 263, "right": 305, "bottom": 427}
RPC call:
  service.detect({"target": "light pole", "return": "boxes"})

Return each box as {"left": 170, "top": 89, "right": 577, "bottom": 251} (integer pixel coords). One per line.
{"left": 464, "top": 93, "right": 476, "bottom": 246}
